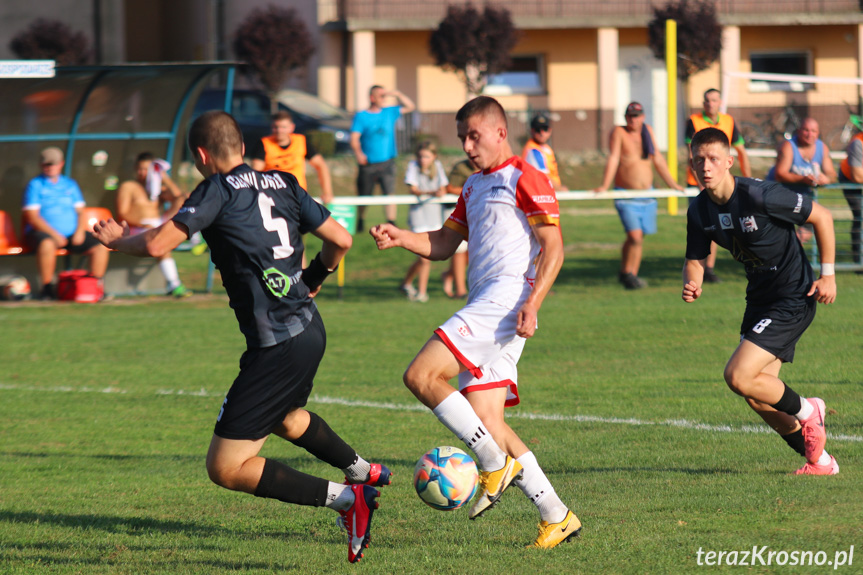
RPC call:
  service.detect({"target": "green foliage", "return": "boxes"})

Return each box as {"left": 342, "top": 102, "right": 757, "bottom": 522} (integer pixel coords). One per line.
{"left": 648, "top": 0, "right": 722, "bottom": 81}
{"left": 1, "top": 211, "right": 861, "bottom": 573}
{"left": 305, "top": 130, "right": 336, "bottom": 158}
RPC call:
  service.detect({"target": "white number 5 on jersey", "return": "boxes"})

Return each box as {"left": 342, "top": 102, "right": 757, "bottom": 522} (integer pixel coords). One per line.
{"left": 257, "top": 193, "right": 294, "bottom": 259}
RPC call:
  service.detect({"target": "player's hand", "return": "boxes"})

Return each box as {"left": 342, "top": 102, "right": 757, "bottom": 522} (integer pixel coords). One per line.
{"left": 92, "top": 218, "right": 129, "bottom": 248}
{"left": 369, "top": 223, "right": 400, "bottom": 250}
{"left": 516, "top": 301, "right": 539, "bottom": 338}
{"left": 808, "top": 274, "right": 836, "bottom": 304}
{"left": 307, "top": 285, "right": 322, "bottom": 298}
{"left": 71, "top": 229, "right": 86, "bottom": 246}
{"left": 682, "top": 280, "right": 702, "bottom": 302}
{"left": 356, "top": 152, "right": 368, "bottom": 166}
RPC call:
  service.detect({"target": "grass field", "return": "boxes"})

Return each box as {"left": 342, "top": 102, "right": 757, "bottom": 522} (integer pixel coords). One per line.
{"left": 1, "top": 201, "right": 862, "bottom": 574}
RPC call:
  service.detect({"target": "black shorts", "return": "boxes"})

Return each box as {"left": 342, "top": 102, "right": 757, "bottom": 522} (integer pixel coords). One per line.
{"left": 25, "top": 230, "right": 101, "bottom": 253}
{"left": 740, "top": 297, "right": 816, "bottom": 363}
{"left": 357, "top": 159, "right": 396, "bottom": 197}
{"left": 214, "top": 310, "right": 326, "bottom": 440}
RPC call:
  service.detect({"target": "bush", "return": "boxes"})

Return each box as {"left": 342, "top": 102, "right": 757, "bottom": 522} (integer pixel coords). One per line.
{"left": 306, "top": 131, "right": 336, "bottom": 157}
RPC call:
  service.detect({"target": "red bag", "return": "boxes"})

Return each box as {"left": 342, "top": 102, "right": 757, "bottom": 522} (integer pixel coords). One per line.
{"left": 57, "top": 270, "right": 104, "bottom": 303}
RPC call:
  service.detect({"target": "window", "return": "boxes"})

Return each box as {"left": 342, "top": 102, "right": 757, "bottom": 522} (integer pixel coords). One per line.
{"left": 749, "top": 52, "right": 812, "bottom": 92}
{"left": 484, "top": 55, "right": 545, "bottom": 96}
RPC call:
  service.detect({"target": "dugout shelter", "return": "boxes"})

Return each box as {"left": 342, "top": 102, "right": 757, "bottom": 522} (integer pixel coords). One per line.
{"left": 0, "top": 62, "right": 236, "bottom": 295}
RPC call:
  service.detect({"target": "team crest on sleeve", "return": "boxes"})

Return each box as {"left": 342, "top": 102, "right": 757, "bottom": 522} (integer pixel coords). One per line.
{"left": 739, "top": 215, "right": 759, "bottom": 233}
{"left": 457, "top": 324, "right": 472, "bottom": 337}
{"left": 719, "top": 214, "right": 734, "bottom": 230}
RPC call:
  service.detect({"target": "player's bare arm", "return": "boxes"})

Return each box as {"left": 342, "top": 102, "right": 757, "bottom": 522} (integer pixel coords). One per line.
{"left": 94, "top": 218, "right": 188, "bottom": 258}
{"left": 819, "top": 146, "right": 837, "bottom": 184}
{"left": 682, "top": 258, "right": 706, "bottom": 302}
{"left": 594, "top": 127, "right": 623, "bottom": 193}
{"left": 806, "top": 202, "right": 837, "bottom": 304}
{"left": 370, "top": 223, "right": 462, "bottom": 261}
{"left": 350, "top": 132, "right": 367, "bottom": 165}
{"left": 516, "top": 223, "right": 564, "bottom": 338}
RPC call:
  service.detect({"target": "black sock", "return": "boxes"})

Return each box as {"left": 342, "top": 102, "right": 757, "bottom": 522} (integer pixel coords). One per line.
{"left": 770, "top": 383, "right": 804, "bottom": 417}
{"left": 780, "top": 428, "right": 806, "bottom": 458}
{"left": 289, "top": 411, "right": 356, "bottom": 469}
{"left": 254, "top": 458, "right": 329, "bottom": 507}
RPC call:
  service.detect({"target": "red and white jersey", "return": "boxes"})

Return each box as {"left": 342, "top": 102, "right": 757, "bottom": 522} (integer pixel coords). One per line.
{"left": 444, "top": 156, "right": 559, "bottom": 308}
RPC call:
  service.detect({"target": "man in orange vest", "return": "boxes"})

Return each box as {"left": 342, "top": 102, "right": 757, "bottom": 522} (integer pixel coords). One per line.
{"left": 685, "top": 88, "right": 751, "bottom": 283}
{"left": 838, "top": 130, "right": 863, "bottom": 263}
{"left": 251, "top": 111, "right": 334, "bottom": 204}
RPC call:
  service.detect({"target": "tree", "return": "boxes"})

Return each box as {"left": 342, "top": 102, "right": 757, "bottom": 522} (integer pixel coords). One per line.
{"left": 233, "top": 5, "right": 315, "bottom": 111}
{"left": 647, "top": 0, "right": 722, "bottom": 81}
{"left": 9, "top": 18, "right": 90, "bottom": 65}
{"left": 429, "top": 4, "right": 519, "bottom": 96}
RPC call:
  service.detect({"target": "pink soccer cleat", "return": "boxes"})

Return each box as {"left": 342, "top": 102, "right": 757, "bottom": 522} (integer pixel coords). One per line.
{"left": 795, "top": 455, "right": 839, "bottom": 476}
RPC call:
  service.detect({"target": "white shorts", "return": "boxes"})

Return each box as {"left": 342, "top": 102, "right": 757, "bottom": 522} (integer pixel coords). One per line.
{"left": 435, "top": 299, "right": 527, "bottom": 407}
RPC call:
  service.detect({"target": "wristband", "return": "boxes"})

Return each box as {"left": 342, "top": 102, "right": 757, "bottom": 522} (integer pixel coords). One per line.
{"left": 820, "top": 263, "right": 835, "bottom": 276}
{"left": 301, "top": 252, "right": 337, "bottom": 292}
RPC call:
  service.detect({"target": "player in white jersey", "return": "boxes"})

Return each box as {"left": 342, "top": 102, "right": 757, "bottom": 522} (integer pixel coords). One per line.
{"left": 371, "top": 96, "right": 581, "bottom": 549}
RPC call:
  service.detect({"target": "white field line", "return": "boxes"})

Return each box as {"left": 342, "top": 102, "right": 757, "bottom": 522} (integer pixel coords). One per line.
{"left": 2, "top": 383, "right": 861, "bottom": 443}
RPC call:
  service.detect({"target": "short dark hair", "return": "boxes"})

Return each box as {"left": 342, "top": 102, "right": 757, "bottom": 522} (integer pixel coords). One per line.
{"left": 188, "top": 111, "right": 244, "bottom": 160}
{"left": 456, "top": 96, "right": 507, "bottom": 128}
{"left": 690, "top": 127, "right": 729, "bottom": 153}
{"left": 135, "top": 151, "right": 155, "bottom": 165}
{"left": 272, "top": 110, "right": 293, "bottom": 123}
{"left": 370, "top": 85, "right": 384, "bottom": 96}
{"left": 703, "top": 88, "right": 721, "bottom": 99}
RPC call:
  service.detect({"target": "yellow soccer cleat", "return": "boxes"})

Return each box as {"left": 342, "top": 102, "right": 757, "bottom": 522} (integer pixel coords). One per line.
{"left": 532, "top": 509, "right": 582, "bottom": 549}
{"left": 468, "top": 455, "right": 523, "bottom": 519}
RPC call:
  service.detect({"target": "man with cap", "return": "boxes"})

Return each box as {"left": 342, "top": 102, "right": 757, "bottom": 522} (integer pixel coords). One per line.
{"left": 594, "top": 102, "right": 683, "bottom": 289}
{"left": 22, "top": 147, "right": 110, "bottom": 300}
{"left": 522, "top": 114, "right": 568, "bottom": 191}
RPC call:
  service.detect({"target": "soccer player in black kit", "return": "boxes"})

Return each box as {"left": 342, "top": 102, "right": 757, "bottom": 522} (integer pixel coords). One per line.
{"left": 682, "top": 127, "right": 839, "bottom": 475}
{"left": 93, "top": 111, "right": 389, "bottom": 563}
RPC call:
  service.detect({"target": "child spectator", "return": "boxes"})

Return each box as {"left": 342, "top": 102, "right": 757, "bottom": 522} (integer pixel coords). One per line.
{"left": 400, "top": 141, "right": 448, "bottom": 302}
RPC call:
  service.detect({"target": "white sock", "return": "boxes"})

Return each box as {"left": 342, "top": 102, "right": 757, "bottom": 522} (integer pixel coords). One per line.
{"left": 514, "top": 451, "right": 568, "bottom": 523}
{"left": 342, "top": 454, "right": 371, "bottom": 484}
{"left": 817, "top": 450, "right": 833, "bottom": 466}
{"left": 795, "top": 398, "right": 814, "bottom": 421}
{"left": 159, "top": 257, "right": 181, "bottom": 290}
{"left": 324, "top": 482, "right": 354, "bottom": 512}
{"left": 432, "top": 392, "right": 506, "bottom": 471}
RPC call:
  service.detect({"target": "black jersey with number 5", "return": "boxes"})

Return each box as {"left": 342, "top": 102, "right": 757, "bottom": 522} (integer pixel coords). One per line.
{"left": 173, "top": 164, "right": 330, "bottom": 348}
{"left": 685, "top": 177, "right": 814, "bottom": 305}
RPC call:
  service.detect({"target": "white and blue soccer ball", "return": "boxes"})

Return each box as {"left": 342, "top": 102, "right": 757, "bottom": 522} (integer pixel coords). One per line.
{"left": 413, "top": 446, "right": 478, "bottom": 511}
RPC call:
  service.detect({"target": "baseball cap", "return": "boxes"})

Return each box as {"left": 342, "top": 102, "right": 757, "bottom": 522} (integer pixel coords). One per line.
{"left": 530, "top": 114, "right": 551, "bottom": 131}
{"left": 625, "top": 102, "right": 644, "bottom": 116}
{"left": 40, "top": 147, "right": 64, "bottom": 165}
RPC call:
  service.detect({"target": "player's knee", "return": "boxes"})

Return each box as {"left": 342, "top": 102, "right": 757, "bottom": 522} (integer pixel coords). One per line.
{"left": 402, "top": 363, "right": 426, "bottom": 393}
{"left": 723, "top": 365, "right": 749, "bottom": 396}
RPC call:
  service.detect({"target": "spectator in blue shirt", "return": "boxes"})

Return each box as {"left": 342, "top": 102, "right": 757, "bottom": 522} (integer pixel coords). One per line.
{"left": 23, "top": 147, "right": 110, "bottom": 300}
{"left": 350, "top": 85, "right": 415, "bottom": 231}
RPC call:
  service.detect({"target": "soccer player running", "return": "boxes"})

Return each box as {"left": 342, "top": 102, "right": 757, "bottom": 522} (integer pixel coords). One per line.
{"left": 370, "top": 96, "right": 581, "bottom": 548}
{"left": 683, "top": 127, "right": 839, "bottom": 476}
{"left": 92, "top": 111, "right": 390, "bottom": 563}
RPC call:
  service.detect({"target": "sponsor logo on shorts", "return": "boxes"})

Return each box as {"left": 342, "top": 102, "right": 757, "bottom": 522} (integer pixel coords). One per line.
{"left": 793, "top": 193, "right": 804, "bottom": 214}
{"left": 739, "top": 215, "right": 759, "bottom": 233}
{"left": 719, "top": 214, "right": 734, "bottom": 230}
{"left": 752, "top": 318, "right": 772, "bottom": 334}
{"left": 458, "top": 324, "right": 472, "bottom": 337}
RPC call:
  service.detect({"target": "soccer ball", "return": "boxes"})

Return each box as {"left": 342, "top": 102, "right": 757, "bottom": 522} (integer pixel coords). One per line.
{"left": 0, "top": 274, "right": 31, "bottom": 301}
{"left": 413, "top": 446, "right": 479, "bottom": 511}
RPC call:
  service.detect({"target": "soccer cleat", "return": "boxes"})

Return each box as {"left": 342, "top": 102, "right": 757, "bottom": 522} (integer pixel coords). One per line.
{"left": 620, "top": 273, "right": 647, "bottom": 290}
{"left": 346, "top": 463, "right": 393, "bottom": 487}
{"left": 795, "top": 455, "right": 839, "bottom": 476}
{"left": 342, "top": 484, "right": 380, "bottom": 563}
{"left": 468, "top": 456, "right": 523, "bottom": 519}
{"left": 168, "top": 284, "right": 193, "bottom": 298}
{"left": 400, "top": 283, "right": 418, "bottom": 299}
{"left": 703, "top": 268, "right": 722, "bottom": 283}
{"left": 531, "top": 509, "right": 583, "bottom": 549}
{"left": 800, "top": 397, "right": 827, "bottom": 464}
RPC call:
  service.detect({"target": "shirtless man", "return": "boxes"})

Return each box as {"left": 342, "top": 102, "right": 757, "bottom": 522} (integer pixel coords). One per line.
{"left": 116, "top": 152, "right": 191, "bottom": 297}
{"left": 594, "top": 102, "right": 683, "bottom": 289}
